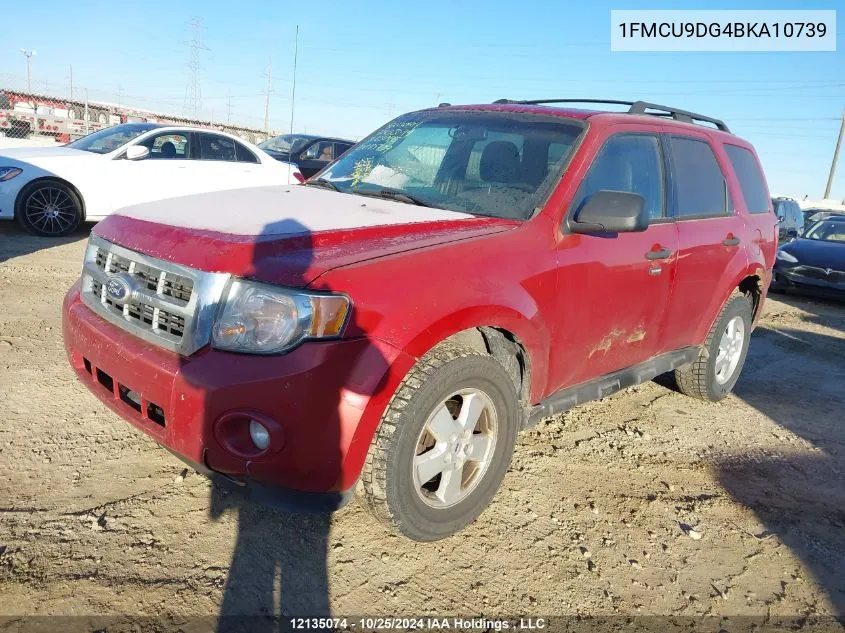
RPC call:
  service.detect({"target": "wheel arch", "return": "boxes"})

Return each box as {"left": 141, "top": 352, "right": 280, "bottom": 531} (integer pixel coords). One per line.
{"left": 14, "top": 176, "right": 87, "bottom": 222}
{"left": 692, "top": 264, "right": 767, "bottom": 345}
{"left": 396, "top": 306, "right": 549, "bottom": 405}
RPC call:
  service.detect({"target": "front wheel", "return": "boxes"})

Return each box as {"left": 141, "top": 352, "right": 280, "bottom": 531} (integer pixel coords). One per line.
{"left": 358, "top": 343, "right": 520, "bottom": 541}
{"left": 673, "top": 294, "right": 753, "bottom": 401}
{"left": 16, "top": 181, "right": 83, "bottom": 237}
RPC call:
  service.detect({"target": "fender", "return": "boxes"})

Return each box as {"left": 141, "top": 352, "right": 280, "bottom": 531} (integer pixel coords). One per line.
{"left": 691, "top": 259, "right": 767, "bottom": 345}
{"left": 394, "top": 303, "right": 549, "bottom": 402}
{"left": 336, "top": 303, "right": 550, "bottom": 492}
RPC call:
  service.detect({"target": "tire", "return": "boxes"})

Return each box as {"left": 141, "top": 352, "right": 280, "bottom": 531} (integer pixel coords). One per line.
{"left": 15, "top": 180, "right": 83, "bottom": 237}
{"left": 358, "top": 343, "right": 520, "bottom": 541}
{"left": 673, "top": 294, "right": 753, "bottom": 402}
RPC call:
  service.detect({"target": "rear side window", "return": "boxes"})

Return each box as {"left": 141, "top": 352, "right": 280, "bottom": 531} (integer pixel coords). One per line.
{"left": 573, "top": 134, "right": 665, "bottom": 220}
{"left": 669, "top": 137, "right": 729, "bottom": 218}
{"left": 724, "top": 144, "right": 769, "bottom": 214}
{"left": 198, "top": 133, "right": 237, "bottom": 161}
{"left": 234, "top": 141, "right": 259, "bottom": 164}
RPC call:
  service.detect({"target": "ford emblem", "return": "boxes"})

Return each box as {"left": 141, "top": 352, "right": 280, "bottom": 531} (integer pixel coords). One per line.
{"left": 106, "top": 274, "right": 134, "bottom": 302}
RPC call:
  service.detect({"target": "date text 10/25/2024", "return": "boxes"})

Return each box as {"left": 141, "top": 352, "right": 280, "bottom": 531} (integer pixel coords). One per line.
{"left": 288, "top": 617, "right": 548, "bottom": 630}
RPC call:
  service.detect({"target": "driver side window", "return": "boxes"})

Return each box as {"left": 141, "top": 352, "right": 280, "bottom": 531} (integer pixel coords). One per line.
{"left": 572, "top": 134, "right": 665, "bottom": 220}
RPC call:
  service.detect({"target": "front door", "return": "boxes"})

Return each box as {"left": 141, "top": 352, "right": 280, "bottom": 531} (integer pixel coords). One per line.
{"left": 296, "top": 140, "right": 335, "bottom": 178}
{"left": 550, "top": 130, "right": 679, "bottom": 391}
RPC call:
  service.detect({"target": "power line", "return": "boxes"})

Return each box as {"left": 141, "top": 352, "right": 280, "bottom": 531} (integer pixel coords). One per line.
{"left": 183, "top": 17, "right": 208, "bottom": 119}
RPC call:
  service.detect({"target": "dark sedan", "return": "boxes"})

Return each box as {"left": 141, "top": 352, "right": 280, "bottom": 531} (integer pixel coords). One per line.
{"left": 771, "top": 214, "right": 845, "bottom": 300}
{"left": 257, "top": 134, "right": 355, "bottom": 179}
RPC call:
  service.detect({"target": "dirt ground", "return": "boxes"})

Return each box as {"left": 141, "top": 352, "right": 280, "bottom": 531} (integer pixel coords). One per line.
{"left": 1, "top": 223, "right": 844, "bottom": 629}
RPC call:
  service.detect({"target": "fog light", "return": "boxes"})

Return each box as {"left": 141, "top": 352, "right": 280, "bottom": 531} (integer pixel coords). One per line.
{"left": 249, "top": 420, "right": 270, "bottom": 450}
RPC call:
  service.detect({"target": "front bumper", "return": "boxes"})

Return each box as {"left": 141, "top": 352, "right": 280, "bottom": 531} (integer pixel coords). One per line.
{"left": 773, "top": 262, "right": 845, "bottom": 300}
{"left": 62, "top": 282, "right": 410, "bottom": 495}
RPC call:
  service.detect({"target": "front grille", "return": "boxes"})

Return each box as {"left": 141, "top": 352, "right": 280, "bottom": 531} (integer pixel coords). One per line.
{"left": 91, "top": 279, "right": 186, "bottom": 338}
{"left": 80, "top": 235, "right": 229, "bottom": 355}
{"left": 93, "top": 248, "right": 194, "bottom": 306}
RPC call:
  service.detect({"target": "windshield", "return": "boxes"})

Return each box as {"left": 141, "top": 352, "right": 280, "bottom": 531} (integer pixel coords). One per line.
{"left": 803, "top": 219, "right": 845, "bottom": 243}
{"left": 67, "top": 123, "right": 160, "bottom": 154}
{"left": 258, "top": 134, "right": 313, "bottom": 154}
{"left": 318, "top": 110, "right": 585, "bottom": 219}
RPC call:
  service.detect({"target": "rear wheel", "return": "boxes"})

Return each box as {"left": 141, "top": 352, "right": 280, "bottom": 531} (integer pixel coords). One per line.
{"left": 358, "top": 343, "right": 520, "bottom": 541}
{"left": 16, "top": 181, "right": 83, "bottom": 237}
{"left": 674, "top": 294, "right": 752, "bottom": 401}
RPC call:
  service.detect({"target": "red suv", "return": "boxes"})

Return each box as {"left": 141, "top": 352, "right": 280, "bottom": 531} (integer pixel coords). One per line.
{"left": 63, "top": 99, "right": 776, "bottom": 541}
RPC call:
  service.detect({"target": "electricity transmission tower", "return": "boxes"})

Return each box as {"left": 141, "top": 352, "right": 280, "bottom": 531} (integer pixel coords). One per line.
{"left": 20, "top": 49, "right": 36, "bottom": 92}
{"left": 183, "top": 17, "right": 208, "bottom": 119}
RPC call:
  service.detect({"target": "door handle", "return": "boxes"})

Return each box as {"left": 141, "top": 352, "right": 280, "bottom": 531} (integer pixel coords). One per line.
{"left": 645, "top": 247, "right": 672, "bottom": 260}
{"left": 723, "top": 237, "right": 741, "bottom": 246}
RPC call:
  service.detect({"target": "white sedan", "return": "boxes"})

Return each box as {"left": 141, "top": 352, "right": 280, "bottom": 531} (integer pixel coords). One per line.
{"left": 0, "top": 123, "right": 303, "bottom": 236}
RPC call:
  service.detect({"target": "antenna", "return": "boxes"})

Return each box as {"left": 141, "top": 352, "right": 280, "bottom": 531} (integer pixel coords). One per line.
{"left": 289, "top": 25, "right": 299, "bottom": 136}
{"left": 183, "top": 17, "right": 208, "bottom": 119}
{"left": 262, "top": 56, "right": 273, "bottom": 133}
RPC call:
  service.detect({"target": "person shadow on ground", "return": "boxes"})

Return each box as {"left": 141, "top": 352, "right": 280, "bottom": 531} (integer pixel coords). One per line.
{"left": 175, "top": 217, "right": 389, "bottom": 632}
{"left": 719, "top": 322, "right": 845, "bottom": 617}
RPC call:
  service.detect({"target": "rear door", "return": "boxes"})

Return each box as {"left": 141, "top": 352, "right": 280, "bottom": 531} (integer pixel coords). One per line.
{"left": 723, "top": 142, "right": 777, "bottom": 279}
{"left": 551, "top": 129, "right": 679, "bottom": 389}
{"left": 660, "top": 134, "right": 749, "bottom": 352}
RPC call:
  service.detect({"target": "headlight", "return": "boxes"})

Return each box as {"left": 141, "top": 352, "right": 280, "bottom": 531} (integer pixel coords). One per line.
{"left": 0, "top": 167, "right": 23, "bottom": 182}
{"left": 211, "top": 279, "right": 350, "bottom": 354}
{"left": 776, "top": 250, "right": 798, "bottom": 263}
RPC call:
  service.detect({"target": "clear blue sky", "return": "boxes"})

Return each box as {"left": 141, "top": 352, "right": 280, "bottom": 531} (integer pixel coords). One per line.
{"left": 1, "top": 0, "right": 843, "bottom": 199}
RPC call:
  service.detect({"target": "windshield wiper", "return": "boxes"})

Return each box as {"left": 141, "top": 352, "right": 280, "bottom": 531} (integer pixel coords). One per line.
{"left": 353, "top": 188, "right": 438, "bottom": 208}
{"left": 304, "top": 178, "right": 340, "bottom": 192}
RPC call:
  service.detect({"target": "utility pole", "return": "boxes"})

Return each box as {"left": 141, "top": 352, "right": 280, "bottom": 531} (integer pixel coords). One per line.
{"left": 20, "top": 49, "right": 36, "bottom": 92}
{"left": 227, "top": 93, "right": 232, "bottom": 123}
{"left": 263, "top": 56, "right": 273, "bottom": 133}
{"left": 69, "top": 64, "right": 74, "bottom": 100}
{"left": 289, "top": 25, "right": 299, "bottom": 135}
{"left": 117, "top": 84, "right": 124, "bottom": 107}
{"left": 824, "top": 111, "right": 845, "bottom": 199}
{"left": 183, "top": 17, "right": 208, "bottom": 119}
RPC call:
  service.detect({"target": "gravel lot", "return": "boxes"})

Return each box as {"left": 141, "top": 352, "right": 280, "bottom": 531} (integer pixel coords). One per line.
{"left": 1, "top": 223, "right": 843, "bottom": 628}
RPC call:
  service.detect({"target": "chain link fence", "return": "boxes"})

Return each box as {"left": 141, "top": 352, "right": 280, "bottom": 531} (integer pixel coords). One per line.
{"left": 0, "top": 88, "right": 274, "bottom": 148}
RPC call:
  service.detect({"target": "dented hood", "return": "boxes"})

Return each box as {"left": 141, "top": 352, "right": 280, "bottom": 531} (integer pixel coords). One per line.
{"left": 94, "top": 184, "right": 517, "bottom": 286}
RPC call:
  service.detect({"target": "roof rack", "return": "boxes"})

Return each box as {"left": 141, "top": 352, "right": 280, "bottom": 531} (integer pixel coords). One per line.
{"left": 492, "top": 98, "right": 730, "bottom": 133}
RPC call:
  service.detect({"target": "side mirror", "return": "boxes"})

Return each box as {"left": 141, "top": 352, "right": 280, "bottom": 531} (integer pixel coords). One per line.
{"left": 125, "top": 145, "right": 150, "bottom": 161}
{"left": 570, "top": 190, "right": 648, "bottom": 234}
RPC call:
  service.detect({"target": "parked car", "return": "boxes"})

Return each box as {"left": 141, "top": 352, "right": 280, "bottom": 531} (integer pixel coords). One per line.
{"left": 802, "top": 208, "right": 842, "bottom": 229}
{"left": 772, "top": 197, "right": 803, "bottom": 241}
{"left": 0, "top": 123, "right": 302, "bottom": 237}
{"left": 258, "top": 133, "right": 355, "bottom": 179}
{"left": 771, "top": 214, "right": 845, "bottom": 299}
{"left": 62, "top": 99, "right": 775, "bottom": 541}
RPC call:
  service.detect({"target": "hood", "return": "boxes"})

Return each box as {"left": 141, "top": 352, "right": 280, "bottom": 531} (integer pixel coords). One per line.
{"left": 0, "top": 146, "right": 98, "bottom": 162}
{"left": 262, "top": 148, "right": 292, "bottom": 162}
{"left": 95, "top": 185, "right": 518, "bottom": 286}
{"left": 781, "top": 237, "right": 845, "bottom": 270}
